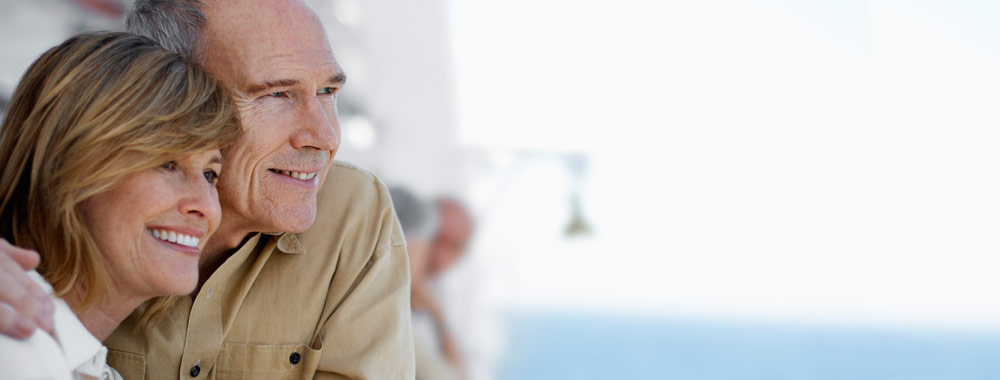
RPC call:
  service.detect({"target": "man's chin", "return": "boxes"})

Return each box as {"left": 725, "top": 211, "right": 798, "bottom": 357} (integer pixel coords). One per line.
{"left": 271, "top": 207, "right": 317, "bottom": 234}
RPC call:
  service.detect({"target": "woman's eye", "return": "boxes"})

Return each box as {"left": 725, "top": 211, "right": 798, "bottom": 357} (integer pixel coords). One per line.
{"left": 160, "top": 161, "right": 178, "bottom": 171}
{"left": 203, "top": 170, "right": 220, "bottom": 186}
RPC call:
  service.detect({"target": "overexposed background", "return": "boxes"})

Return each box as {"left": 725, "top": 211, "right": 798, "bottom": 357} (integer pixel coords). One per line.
{"left": 2, "top": 1, "right": 999, "bottom": 379}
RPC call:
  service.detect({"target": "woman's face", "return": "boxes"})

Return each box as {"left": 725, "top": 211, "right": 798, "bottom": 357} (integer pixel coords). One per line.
{"left": 82, "top": 149, "right": 224, "bottom": 300}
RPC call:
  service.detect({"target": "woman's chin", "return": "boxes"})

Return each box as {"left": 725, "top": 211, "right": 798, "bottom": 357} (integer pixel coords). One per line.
{"left": 140, "top": 261, "right": 201, "bottom": 298}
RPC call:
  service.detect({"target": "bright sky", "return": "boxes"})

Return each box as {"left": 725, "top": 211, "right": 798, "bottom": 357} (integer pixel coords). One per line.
{"left": 450, "top": 0, "right": 1000, "bottom": 330}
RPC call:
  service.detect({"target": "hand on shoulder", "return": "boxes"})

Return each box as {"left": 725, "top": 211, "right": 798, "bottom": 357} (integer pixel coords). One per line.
{"left": 0, "top": 239, "right": 55, "bottom": 339}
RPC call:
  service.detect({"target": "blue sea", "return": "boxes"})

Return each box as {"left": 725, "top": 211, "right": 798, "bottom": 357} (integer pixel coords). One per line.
{"left": 498, "top": 313, "right": 1000, "bottom": 380}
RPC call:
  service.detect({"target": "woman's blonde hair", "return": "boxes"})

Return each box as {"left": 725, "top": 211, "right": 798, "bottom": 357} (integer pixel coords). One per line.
{"left": 0, "top": 32, "right": 240, "bottom": 327}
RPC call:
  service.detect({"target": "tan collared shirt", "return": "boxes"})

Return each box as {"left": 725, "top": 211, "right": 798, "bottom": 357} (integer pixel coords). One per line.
{"left": 104, "top": 162, "right": 415, "bottom": 380}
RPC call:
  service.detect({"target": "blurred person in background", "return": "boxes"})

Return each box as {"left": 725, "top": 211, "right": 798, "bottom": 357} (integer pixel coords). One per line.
{"left": 424, "top": 197, "right": 477, "bottom": 378}
{"left": 427, "top": 198, "right": 475, "bottom": 282}
{"left": 0, "top": 31, "right": 239, "bottom": 379}
{"left": 390, "top": 187, "right": 471, "bottom": 380}
{"left": 0, "top": 0, "right": 414, "bottom": 378}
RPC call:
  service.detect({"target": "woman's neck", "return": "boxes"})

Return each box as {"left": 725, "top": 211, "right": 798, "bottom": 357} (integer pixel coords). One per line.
{"left": 64, "top": 283, "right": 146, "bottom": 341}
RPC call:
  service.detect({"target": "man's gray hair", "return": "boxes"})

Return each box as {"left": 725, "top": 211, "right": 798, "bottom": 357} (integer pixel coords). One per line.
{"left": 125, "top": 0, "right": 206, "bottom": 61}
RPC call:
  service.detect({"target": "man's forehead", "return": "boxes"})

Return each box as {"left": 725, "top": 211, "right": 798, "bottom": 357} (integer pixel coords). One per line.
{"left": 201, "top": 0, "right": 329, "bottom": 53}
{"left": 204, "top": 0, "right": 314, "bottom": 24}
{"left": 241, "top": 51, "right": 343, "bottom": 81}
{"left": 250, "top": 49, "right": 339, "bottom": 66}
{"left": 201, "top": 44, "right": 342, "bottom": 88}
{"left": 199, "top": 0, "right": 341, "bottom": 86}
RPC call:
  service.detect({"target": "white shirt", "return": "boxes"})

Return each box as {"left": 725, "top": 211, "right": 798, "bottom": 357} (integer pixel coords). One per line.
{"left": 412, "top": 311, "right": 461, "bottom": 380}
{"left": 0, "top": 271, "right": 122, "bottom": 380}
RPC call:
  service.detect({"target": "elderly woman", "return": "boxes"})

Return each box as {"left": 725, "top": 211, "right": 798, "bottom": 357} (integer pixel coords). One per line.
{"left": 0, "top": 32, "right": 239, "bottom": 379}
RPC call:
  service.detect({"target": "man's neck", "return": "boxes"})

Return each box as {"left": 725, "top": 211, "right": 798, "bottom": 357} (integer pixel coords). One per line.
{"left": 195, "top": 220, "right": 258, "bottom": 295}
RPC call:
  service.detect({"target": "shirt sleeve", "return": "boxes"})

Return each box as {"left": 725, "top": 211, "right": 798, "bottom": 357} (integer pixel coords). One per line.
{"left": 0, "top": 330, "right": 73, "bottom": 380}
{"left": 312, "top": 180, "right": 416, "bottom": 380}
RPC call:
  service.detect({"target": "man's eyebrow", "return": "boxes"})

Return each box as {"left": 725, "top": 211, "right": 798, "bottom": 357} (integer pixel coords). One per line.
{"left": 245, "top": 79, "right": 299, "bottom": 95}
{"left": 328, "top": 73, "right": 347, "bottom": 85}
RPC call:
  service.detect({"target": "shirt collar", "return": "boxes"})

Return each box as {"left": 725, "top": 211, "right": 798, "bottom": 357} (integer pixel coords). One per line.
{"left": 263, "top": 232, "right": 308, "bottom": 255}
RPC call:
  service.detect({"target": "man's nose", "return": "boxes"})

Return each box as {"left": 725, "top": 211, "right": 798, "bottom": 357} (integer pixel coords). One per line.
{"left": 290, "top": 97, "right": 340, "bottom": 152}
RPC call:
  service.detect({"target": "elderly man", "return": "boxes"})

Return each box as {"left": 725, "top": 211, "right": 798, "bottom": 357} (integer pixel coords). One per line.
{"left": 0, "top": 0, "right": 414, "bottom": 379}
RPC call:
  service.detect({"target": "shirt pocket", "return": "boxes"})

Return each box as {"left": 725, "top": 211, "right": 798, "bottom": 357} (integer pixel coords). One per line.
{"left": 215, "top": 341, "right": 322, "bottom": 380}
{"left": 106, "top": 349, "right": 145, "bottom": 380}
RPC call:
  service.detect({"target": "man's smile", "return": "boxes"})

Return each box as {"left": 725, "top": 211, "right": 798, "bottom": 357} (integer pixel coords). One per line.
{"left": 268, "top": 168, "right": 318, "bottom": 180}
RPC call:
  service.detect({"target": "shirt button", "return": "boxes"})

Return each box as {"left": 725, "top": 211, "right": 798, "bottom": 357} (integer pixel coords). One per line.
{"left": 190, "top": 364, "right": 201, "bottom": 377}
{"left": 289, "top": 351, "right": 302, "bottom": 365}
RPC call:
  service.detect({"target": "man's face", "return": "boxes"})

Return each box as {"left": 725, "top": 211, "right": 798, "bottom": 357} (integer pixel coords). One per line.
{"left": 199, "top": 0, "right": 344, "bottom": 234}
{"left": 428, "top": 201, "right": 472, "bottom": 278}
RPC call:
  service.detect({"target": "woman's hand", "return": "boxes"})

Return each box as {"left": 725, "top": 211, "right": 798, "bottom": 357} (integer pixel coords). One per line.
{"left": 0, "top": 239, "right": 54, "bottom": 339}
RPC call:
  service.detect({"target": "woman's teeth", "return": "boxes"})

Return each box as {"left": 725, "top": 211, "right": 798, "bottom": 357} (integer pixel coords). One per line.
{"left": 149, "top": 229, "right": 199, "bottom": 248}
{"left": 272, "top": 169, "right": 317, "bottom": 180}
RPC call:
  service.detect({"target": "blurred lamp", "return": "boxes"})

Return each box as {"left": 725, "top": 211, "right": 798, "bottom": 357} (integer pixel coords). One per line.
{"left": 564, "top": 193, "right": 592, "bottom": 237}
{"left": 564, "top": 154, "right": 592, "bottom": 237}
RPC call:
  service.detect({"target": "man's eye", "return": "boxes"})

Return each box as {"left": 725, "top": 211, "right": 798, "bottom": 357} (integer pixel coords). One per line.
{"left": 268, "top": 91, "right": 286, "bottom": 98}
{"left": 203, "top": 170, "right": 220, "bottom": 186}
{"left": 317, "top": 87, "right": 336, "bottom": 95}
